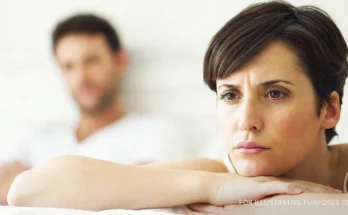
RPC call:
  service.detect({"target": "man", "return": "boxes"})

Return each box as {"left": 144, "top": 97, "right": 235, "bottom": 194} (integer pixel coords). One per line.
{"left": 0, "top": 14, "right": 189, "bottom": 204}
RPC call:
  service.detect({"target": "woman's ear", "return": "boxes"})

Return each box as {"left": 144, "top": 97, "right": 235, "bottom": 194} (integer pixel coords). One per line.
{"left": 320, "top": 91, "right": 341, "bottom": 129}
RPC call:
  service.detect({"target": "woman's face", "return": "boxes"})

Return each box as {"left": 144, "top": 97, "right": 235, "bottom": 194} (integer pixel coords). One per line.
{"left": 217, "top": 41, "right": 325, "bottom": 177}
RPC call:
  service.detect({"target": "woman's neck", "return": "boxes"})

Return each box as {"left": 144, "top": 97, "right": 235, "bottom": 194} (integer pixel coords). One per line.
{"left": 282, "top": 137, "right": 340, "bottom": 189}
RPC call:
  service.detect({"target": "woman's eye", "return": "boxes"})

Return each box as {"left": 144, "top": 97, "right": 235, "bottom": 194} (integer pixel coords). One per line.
{"left": 266, "top": 90, "right": 286, "bottom": 99}
{"left": 221, "top": 92, "right": 239, "bottom": 101}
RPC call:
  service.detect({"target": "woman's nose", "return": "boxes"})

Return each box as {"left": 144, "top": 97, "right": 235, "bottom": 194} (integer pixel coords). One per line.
{"left": 237, "top": 100, "right": 263, "bottom": 133}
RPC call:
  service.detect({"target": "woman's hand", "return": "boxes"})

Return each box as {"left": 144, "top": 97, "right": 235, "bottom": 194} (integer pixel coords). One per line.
{"left": 189, "top": 192, "right": 348, "bottom": 215}
{"left": 207, "top": 174, "right": 341, "bottom": 206}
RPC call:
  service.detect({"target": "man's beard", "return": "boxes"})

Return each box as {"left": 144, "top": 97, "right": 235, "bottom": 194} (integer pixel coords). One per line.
{"left": 76, "top": 89, "right": 116, "bottom": 114}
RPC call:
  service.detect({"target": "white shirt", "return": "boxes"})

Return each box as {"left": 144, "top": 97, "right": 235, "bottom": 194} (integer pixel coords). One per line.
{"left": 0, "top": 114, "right": 190, "bottom": 166}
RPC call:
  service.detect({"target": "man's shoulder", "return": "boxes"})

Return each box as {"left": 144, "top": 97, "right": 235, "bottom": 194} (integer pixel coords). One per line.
{"left": 122, "top": 114, "right": 173, "bottom": 124}
{"left": 36, "top": 122, "right": 74, "bottom": 136}
{"left": 20, "top": 122, "right": 75, "bottom": 143}
{"left": 117, "top": 114, "right": 188, "bottom": 146}
{"left": 115, "top": 114, "right": 181, "bottom": 133}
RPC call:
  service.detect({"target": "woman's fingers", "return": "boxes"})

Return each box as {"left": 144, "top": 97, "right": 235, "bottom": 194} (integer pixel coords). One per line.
{"left": 292, "top": 181, "right": 341, "bottom": 193}
{"left": 210, "top": 173, "right": 341, "bottom": 206}
{"left": 187, "top": 203, "right": 224, "bottom": 214}
{"left": 278, "top": 178, "right": 342, "bottom": 193}
{"left": 186, "top": 213, "right": 214, "bottom": 215}
{"left": 262, "top": 181, "right": 303, "bottom": 195}
{"left": 298, "top": 185, "right": 342, "bottom": 193}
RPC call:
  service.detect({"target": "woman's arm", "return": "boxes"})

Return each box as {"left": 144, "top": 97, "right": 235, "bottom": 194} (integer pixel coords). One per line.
{"left": 6, "top": 155, "right": 336, "bottom": 211}
{"left": 7, "top": 156, "right": 224, "bottom": 210}
{"left": 0, "top": 162, "right": 29, "bottom": 205}
{"left": 143, "top": 157, "right": 228, "bottom": 172}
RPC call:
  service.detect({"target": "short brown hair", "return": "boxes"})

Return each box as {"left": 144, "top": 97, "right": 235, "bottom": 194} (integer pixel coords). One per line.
{"left": 52, "top": 14, "right": 121, "bottom": 53}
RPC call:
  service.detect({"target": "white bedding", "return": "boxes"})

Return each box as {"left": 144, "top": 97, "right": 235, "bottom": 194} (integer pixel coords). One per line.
{"left": 0, "top": 206, "right": 192, "bottom": 215}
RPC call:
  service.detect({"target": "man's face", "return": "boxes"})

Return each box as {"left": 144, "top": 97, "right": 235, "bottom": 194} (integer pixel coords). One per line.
{"left": 55, "top": 33, "right": 125, "bottom": 113}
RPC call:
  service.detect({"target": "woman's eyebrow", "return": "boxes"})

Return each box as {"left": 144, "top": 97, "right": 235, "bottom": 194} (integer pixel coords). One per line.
{"left": 217, "top": 84, "right": 239, "bottom": 89}
{"left": 260, "top": 79, "right": 295, "bottom": 86}
{"left": 217, "top": 80, "right": 295, "bottom": 89}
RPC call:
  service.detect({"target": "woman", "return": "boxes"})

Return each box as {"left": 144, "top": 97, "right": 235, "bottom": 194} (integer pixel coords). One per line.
{"left": 7, "top": 1, "right": 348, "bottom": 213}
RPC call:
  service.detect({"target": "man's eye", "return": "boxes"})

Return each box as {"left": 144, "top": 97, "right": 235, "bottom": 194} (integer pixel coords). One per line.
{"left": 86, "top": 57, "right": 99, "bottom": 65}
{"left": 63, "top": 64, "right": 73, "bottom": 71}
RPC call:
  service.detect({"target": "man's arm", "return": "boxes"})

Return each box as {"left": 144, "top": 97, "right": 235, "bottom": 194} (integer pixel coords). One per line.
{"left": 0, "top": 162, "right": 29, "bottom": 205}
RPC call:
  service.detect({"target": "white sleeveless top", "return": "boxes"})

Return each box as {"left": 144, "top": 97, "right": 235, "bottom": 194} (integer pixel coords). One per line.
{"left": 223, "top": 153, "right": 348, "bottom": 193}
{"left": 344, "top": 171, "right": 348, "bottom": 193}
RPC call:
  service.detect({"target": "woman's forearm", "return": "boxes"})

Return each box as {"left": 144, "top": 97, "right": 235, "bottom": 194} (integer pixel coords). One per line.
{"left": 144, "top": 157, "right": 227, "bottom": 172}
{"left": 7, "top": 156, "right": 217, "bottom": 211}
{"left": 0, "top": 162, "right": 29, "bottom": 205}
{"left": 7, "top": 155, "right": 324, "bottom": 211}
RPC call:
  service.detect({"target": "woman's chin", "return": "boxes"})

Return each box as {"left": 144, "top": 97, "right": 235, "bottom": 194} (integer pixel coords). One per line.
{"left": 234, "top": 160, "right": 283, "bottom": 177}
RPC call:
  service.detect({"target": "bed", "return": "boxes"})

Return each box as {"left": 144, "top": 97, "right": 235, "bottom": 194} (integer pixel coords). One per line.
{"left": 0, "top": 206, "right": 191, "bottom": 215}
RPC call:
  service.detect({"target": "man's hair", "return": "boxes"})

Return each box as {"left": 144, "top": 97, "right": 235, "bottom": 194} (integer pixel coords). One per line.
{"left": 52, "top": 13, "right": 121, "bottom": 52}
{"left": 203, "top": 1, "right": 348, "bottom": 143}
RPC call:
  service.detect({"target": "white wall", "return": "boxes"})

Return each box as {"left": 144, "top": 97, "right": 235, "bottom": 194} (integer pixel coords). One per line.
{"left": 0, "top": 0, "right": 347, "bottom": 152}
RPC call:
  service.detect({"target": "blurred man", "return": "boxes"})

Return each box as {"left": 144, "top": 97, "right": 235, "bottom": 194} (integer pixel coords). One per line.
{"left": 0, "top": 14, "right": 189, "bottom": 204}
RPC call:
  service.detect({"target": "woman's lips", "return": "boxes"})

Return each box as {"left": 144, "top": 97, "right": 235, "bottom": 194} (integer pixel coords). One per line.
{"left": 236, "top": 148, "right": 269, "bottom": 155}
{"left": 235, "top": 141, "right": 270, "bottom": 155}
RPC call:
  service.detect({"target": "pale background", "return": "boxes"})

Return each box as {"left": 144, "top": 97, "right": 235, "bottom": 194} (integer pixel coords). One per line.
{"left": 0, "top": 0, "right": 347, "bottom": 156}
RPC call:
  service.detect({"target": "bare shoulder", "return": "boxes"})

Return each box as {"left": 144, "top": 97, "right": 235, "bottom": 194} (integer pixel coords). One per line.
{"left": 330, "top": 143, "right": 348, "bottom": 170}
{"left": 335, "top": 143, "right": 348, "bottom": 157}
